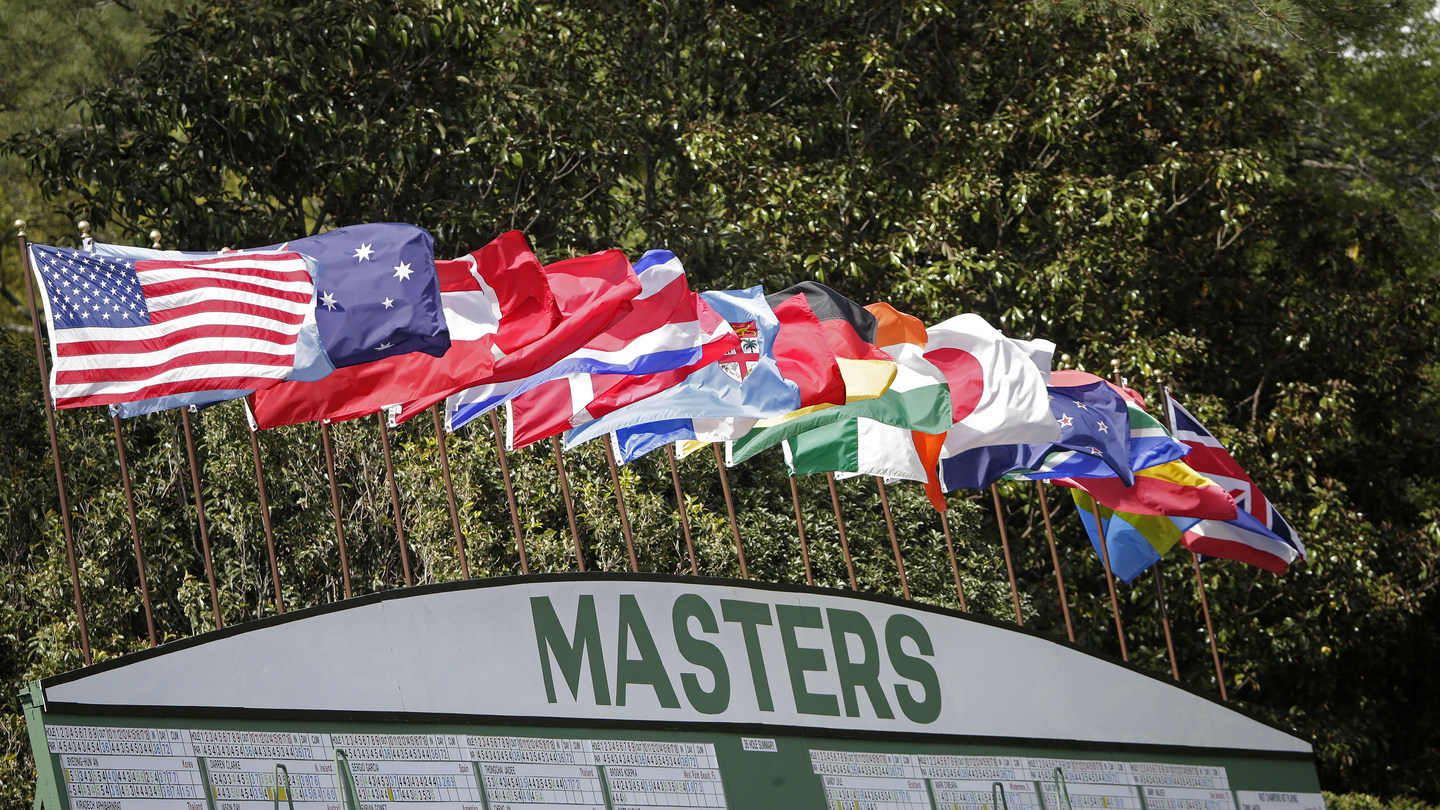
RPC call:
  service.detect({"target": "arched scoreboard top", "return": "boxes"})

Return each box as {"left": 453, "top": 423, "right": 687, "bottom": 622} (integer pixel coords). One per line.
{"left": 24, "top": 574, "right": 1325, "bottom": 810}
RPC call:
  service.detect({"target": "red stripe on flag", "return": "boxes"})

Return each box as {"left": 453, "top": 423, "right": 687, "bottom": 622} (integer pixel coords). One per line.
{"left": 135, "top": 254, "right": 313, "bottom": 281}
{"left": 141, "top": 276, "right": 315, "bottom": 304}
{"left": 148, "top": 300, "right": 308, "bottom": 326}
{"left": 56, "top": 375, "right": 296, "bottom": 410}
{"left": 54, "top": 350, "right": 297, "bottom": 385}
{"left": 55, "top": 323, "right": 301, "bottom": 357}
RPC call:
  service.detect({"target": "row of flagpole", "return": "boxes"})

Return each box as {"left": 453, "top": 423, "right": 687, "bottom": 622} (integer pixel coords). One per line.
{"left": 14, "top": 219, "right": 1227, "bottom": 700}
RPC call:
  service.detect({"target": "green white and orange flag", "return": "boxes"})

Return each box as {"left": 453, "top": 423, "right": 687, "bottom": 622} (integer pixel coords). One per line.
{"left": 782, "top": 310, "right": 1059, "bottom": 511}
{"left": 728, "top": 302, "right": 947, "bottom": 466}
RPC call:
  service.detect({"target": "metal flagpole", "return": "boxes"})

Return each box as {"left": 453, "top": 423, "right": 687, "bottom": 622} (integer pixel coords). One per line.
{"left": 938, "top": 508, "right": 968, "bottom": 611}
{"left": 244, "top": 405, "right": 285, "bottom": 613}
{"left": 665, "top": 445, "right": 699, "bottom": 575}
{"left": 1153, "top": 558, "right": 1181, "bottom": 680}
{"left": 111, "top": 413, "right": 157, "bottom": 646}
{"left": 319, "top": 420, "right": 354, "bottom": 599}
{"left": 489, "top": 412, "right": 529, "bottom": 575}
{"left": 1193, "top": 552, "right": 1229, "bottom": 700}
{"left": 604, "top": 440, "right": 639, "bottom": 573}
{"left": 711, "top": 444, "right": 749, "bottom": 579}
{"left": 1158, "top": 382, "right": 1227, "bottom": 698}
{"left": 431, "top": 405, "right": 470, "bottom": 579}
{"left": 1088, "top": 501, "right": 1129, "bottom": 661}
{"left": 551, "top": 437, "right": 586, "bottom": 571}
{"left": 152, "top": 223, "right": 225, "bottom": 625}
{"left": 825, "top": 473, "right": 858, "bottom": 590}
{"left": 81, "top": 222, "right": 158, "bottom": 646}
{"left": 990, "top": 484, "right": 1025, "bottom": 625}
{"left": 876, "top": 478, "right": 911, "bottom": 600}
{"left": 1118, "top": 365, "right": 1178, "bottom": 676}
{"left": 377, "top": 413, "right": 413, "bottom": 587}
{"left": 1035, "top": 482, "right": 1075, "bottom": 642}
{"left": 16, "top": 219, "right": 91, "bottom": 663}
{"left": 788, "top": 475, "right": 814, "bottom": 586}
{"left": 181, "top": 405, "right": 224, "bottom": 624}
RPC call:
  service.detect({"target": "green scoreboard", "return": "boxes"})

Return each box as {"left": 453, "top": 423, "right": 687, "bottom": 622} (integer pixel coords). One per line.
{"left": 23, "top": 575, "right": 1324, "bottom": 810}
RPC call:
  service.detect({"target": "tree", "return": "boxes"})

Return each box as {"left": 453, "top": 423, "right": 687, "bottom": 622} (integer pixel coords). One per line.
{"left": 4, "top": 0, "right": 1440, "bottom": 801}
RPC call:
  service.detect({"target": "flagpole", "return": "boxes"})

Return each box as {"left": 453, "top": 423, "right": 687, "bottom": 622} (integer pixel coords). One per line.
{"left": 604, "top": 440, "right": 639, "bottom": 573}
{"left": 1192, "top": 552, "right": 1229, "bottom": 700}
{"left": 319, "top": 420, "right": 354, "bottom": 599}
{"left": 489, "top": 412, "right": 529, "bottom": 575}
{"left": 1153, "top": 558, "right": 1181, "bottom": 680}
{"left": 243, "top": 403, "right": 285, "bottom": 613}
{"left": 1159, "top": 383, "right": 1228, "bottom": 699}
{"left": 665, "top": 445, "right": 699, "bottom": 575}
{"left": 377, "top": 413, "right": 413, "bottom": 587}
{"left": 825, "top": 473, "right": 858, "bottom": 590}
{"left": 179, "top": 405, "right": 225, "bottom": 624}
{"left": 552, "top": 437, "right": 586, "bottom": 571}
{"left": 16, "top": 219, "right": 91, "bottom": 664}
{"left": 875, "top": 478, "right": 911, "bottom": 600}
{"left": 937, "top": 508, "right": 968, "bottom": 611}
{"left": 990, "top": 484, "right": 1024, "bottom": 625}
{"left": 111, "top": 413, "right": 157, "bottom": 646}
{"left": 1087, "top": 501, "right": 1129, "bottom": 661}
{"left": 1119, "top": 364, "right": 1177, "bottom": 677}
{"left": 1035, "top": 482, "right": 1075, "bottom": 642}
{"left": 711, "top": 444, "right": 749, "bottom": 579}
{"left": 788, "top": 475, "right": 814, "bottom": 586}
{"left": 82, "top": 221, "right": 158, "bottom": 647}
{"left": 431, "top": 405, "right": 470, "bottom": 579}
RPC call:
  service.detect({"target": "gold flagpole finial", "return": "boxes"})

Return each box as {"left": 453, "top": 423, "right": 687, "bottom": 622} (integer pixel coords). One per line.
{"left": 150, "top": 229, "right": 162, "bottom": 249}
{"left": 14, "top": 219, "right": 26, "bottom": 238}
{"left": 78, "top": 220, "right": 93, "bottom": 252}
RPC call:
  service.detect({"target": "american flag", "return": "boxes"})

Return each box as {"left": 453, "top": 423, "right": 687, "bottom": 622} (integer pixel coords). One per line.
{"left": 29, "top": 243, "right": 315, "bottom": 409}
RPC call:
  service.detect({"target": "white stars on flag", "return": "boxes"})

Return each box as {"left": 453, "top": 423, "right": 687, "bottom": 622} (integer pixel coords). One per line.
{"left": 353, "top": 243, "right": 375, "bottom": 262}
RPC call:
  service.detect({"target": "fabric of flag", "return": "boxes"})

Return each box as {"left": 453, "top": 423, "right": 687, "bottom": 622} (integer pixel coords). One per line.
{"left": 1071, "top": 489, "right": 1199, "bottom": 583}
{"left": 467, "top": 251, "right": 740, "bottom": 449}
{"left": 926, "top": 314, "right": 1058, "bottom": 455}
{"left": 778, "top": 303, "right": 950, "bottom": 477}
{"left": 29, "top": 243, "right": 314, "bottom": 410}
{"left": 1177, "top": 509, "right": 1302, "bottom": 575}
{"left": 1054, "top": 459, "right": 1238, "bottom": 521}
{"left": 445, "top": 249, "right": 736, "bottom": 436}
{"left": 936, "top": 371, "right": 1135, "bottom": 491}
{"left": 89, "top": 242, "right": 331, "bottom": 418}
{"left": 727, "top": 338, "right": 943, "bottom": 465}
{"left": 562, "top": 287, "right": 803, "bottom": 462}
{"left": 1165, "top": 393, "right": 1306, "bottom": 562}
{"left": 387, "top": 247, "right": 641, "bottom": 425}
{"left": 766, "top": 283, "right": 895, "bottom": 408}
{"left": 248, "top": 231, "right": 555, "bottom": 429}
{"left": 270, "top": 223, "right": 449, "bottom": 367}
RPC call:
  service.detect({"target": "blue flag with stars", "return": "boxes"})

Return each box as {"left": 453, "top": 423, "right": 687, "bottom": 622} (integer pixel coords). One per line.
{"left": 276, "top": 223, "right": 448, "bottom": 367}
{"left": 939, "top": 374, "right": 1134, "bottom": 491}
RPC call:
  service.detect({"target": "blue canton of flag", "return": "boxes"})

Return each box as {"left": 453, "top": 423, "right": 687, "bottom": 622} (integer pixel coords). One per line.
{"left": 275, "top": 223, "right": 449, "bottom": 367}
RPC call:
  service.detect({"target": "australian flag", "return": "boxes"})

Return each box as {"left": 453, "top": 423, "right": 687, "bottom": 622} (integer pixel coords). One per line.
{"left": 277, "top": 222, "right": 449, "bottom": 367}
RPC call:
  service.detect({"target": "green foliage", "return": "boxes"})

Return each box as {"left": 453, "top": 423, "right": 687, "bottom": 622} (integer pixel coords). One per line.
{"left": 2, "top": 0, "right": 1439, "bottom": 806}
